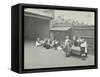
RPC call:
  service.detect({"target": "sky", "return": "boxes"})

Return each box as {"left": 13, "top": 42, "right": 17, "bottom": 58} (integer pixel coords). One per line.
{"left": 54, "top": 10, "right": 94, "bottom": 25}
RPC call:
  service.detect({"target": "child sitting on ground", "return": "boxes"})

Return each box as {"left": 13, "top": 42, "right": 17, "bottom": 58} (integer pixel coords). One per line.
{"left": 35, "top": 38, "right": 41, "bottom": 46}
{"left": 57, "top": 43, "right": 63, "bottom": 51}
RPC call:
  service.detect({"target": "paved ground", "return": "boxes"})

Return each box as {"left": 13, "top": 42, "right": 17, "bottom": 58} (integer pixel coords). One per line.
{"left": 24, "top": 41, "right": 94, "bottom": 69}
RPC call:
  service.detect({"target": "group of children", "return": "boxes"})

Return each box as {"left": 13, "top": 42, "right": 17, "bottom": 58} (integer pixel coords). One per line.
{"left": 63, "top": 36, "right": 88, "bottom": 59}
{"left": 34, "top": 38, "right": 61, "bottom": 49}
{"left": 33, "top": 36, "right": 88, "bottom": 59}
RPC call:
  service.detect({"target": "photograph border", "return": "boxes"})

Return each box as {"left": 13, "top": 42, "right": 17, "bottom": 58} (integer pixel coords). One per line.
{"left": 19, "top": 3, "right": 98, "bottom": 73}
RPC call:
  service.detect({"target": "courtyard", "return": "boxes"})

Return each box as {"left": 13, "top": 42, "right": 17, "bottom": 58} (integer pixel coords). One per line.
{"left": 24, "top": 41, "right": 94, "bottom": 69}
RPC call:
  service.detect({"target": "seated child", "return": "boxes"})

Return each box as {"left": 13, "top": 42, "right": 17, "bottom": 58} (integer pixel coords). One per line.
{"left": 35, "top": 38, "right": 41, "bottom": 46}
{"left": 57, "top": 44, "right": 63, "bottom": 51}
{"left": 53, "top": 40, "right": 59, "bottom": 50}
{"left": 43, "top": 39, "right": 51, "bottom": 49}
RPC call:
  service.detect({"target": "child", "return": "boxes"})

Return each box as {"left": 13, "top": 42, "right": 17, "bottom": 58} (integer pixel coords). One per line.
{"left": 57, "top": 43, "right": 63, "bottom": 51}
{"left": 43, "top": 39, "right": 51, "bottom": 49}
{"left": 53, "top": 40, "right": 59, "bottom": 50}
{"left": 80, "top": 38, "right": 88, "bottom": 60}
{"left": 64, "top": 36, "right": 71, "bottom": 57}
{"left": 35, "top": 38, "right": 41, "bottom": 46}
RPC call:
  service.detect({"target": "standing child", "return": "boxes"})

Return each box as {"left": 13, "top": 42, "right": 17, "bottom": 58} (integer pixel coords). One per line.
{"left": 64, "top": 36, "right": 71, "bottom": 57}
{"left": 80, "top": 38, "right": 88, "bottom": 60}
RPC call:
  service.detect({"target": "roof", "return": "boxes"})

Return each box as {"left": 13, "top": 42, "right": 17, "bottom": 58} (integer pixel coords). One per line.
{"left": 24, "top": 8, "right": 54, "bottom": 18}
{"left": 50, "top": 27, "right": 72, "bottom": 31}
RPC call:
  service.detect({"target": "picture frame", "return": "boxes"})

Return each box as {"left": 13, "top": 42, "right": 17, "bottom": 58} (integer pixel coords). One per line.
{"left": 11, "top": 3, "right": 98, "bottom": 73}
